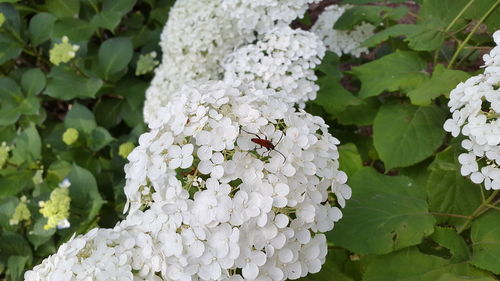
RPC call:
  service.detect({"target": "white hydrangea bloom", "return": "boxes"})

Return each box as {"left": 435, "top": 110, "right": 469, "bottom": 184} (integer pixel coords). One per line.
{"left": 24, "top": 219, "right": 163, "bottom": 281}
{"left": 144, "top": 0, "right": 325, "bottom": 124}
{"left": 120, "top": 79, "right": 350, "bottom": 280}
{"left": 143, "top": 0, "right": 254, "bottom": 124}
{"left": 222, "top": 24, "right": 325, "bottom": 105}
{"left": 221, "top": 0, "right": 320, "bottom": 33}
{"left": 311, "top": 5, "right": 375, "bottom": 57}
{"left": 444, "top": 30, "right": 500, "bottom": 190}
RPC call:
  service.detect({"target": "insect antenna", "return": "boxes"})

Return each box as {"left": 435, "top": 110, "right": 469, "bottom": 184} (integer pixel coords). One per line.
{"left": 240, "top": 127, "right": 261, "bottom": 138}
{"left": 274, "top": 149, "right": 287, "bottom": 164}
{"left": 275, "top": 130, "right": 284, "bottom": 147}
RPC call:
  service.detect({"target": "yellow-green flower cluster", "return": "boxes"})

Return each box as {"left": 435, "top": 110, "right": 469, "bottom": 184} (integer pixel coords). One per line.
{"left": 0, "top": 142, "right": 11, "bottom": 169}
{"left": 39, "top": 179, "right": 71, "bottom": 230}
{"left": 0, "top": 13, "right": 5, "bottom": 27}
{"left": 118, "top": 142, "right": 135, "bottom": 159}
{"left": 49, "top": 36, "right": 80, "bottom": 66}
{"left": 135, "top": 52, "right": 159, "bottom": 75}
{"left": 9, "top": 196, "right": 31, "bottom": 226}
{"left": 62, "top": 128, "right": 79, "bottom": 145}
{"left": 32, "top": 169, "right": 44, "bottom": 185}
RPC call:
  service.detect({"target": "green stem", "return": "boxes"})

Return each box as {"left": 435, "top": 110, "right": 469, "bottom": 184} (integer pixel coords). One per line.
{"left": 480, "top": 183, "right": 486, "bottom": 201}
{"left": 457, "top": 190, "right": 499, "bottom": 233}
{"left": 437, "top": 0, "right": 473, "bottom": 64}
{"left": 448, "top": 0, "right": 500, "bottom": 68}
{"left": 444, "top": 0, "right": 476, "bottom": 33}
{"left": 429, "top": 212, "right": 471, "bottom": 219}
{"left": 486, "top": 204, "right": 500, "bottom": 211}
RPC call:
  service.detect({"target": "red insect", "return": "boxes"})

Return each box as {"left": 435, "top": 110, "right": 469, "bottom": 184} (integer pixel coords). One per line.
{"left": 241, "top": 128, "right": 287, "bottom": 163}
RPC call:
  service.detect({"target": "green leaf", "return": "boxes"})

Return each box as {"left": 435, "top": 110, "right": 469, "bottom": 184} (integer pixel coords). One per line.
{"left": 45, "top": 66, "right": 103, "bottom": 100}
{"left": 46, "top": 160, "right": 72, "bottom": 185}
{"left": 0, "top": 171, "right": 31, "bottom": 199}
{"left": 91, "top": 10, "right": 122, "bottom": 31}
{"left": 7, "top": 255, "right": 29, "bottom": 281}
{"left": 45, "top": 0, "right": 80, "bottom": 18}
{"left": 314, "top": 78, "right": 361, "bottom": 116}
{"left": 21, "top": 68, "right": 46, "bottom": 96}
{"left": 0, "top": 77, "right": 40, "bottom": 125}
{"left": 117, "top": 78, "right": 147, "bottom": 127}
{"left": 362, "top": 24, "right": 417, "bottom": 47}
{"left": 0, "top": 232, "right": 32, "bottom": 265}
{"left": 0, "top": 3, "right": 20, "bottom": 32}
{"left": 88, "top": 127, "right": 114, "bottom": 151}
{"left": 0, "top": 77, "right": 21, "bottom": 102}
{"left": 408, "top": 64, "right": 470, "bottom": 106}
{"left": 335, "top": 6, "right": 407, "bottom": 30}
{"left": 299, "top": 250, "right": 355, "bottom": 281}
{"left": 337, "top": 97, "right": 381, "bottom": 126}
{"left": 401, "top": 0, "right": 470, "bottom": 51}
{"left": 483, "top": 4, "right": 500, "bottom": 33}
{"left": 405, "top": 19, "right": 446, "bottom": 51}
{"left": 102, "top": 0, "right": 136, "bottom": 14}
{"left": 362, "top": 1, "right": 472, "bottom": 51}
{"left": 399, "top": 160, "right": 432, "bottom": 195}
{"left": 118, "top": 78, "right": 148, "bottom": 108}
{"left": 94, "top": 99, "right": 124, "bottom": 129}
{"left": 316, "top": 51, "right": 342, "bottom": 78}
{"left": 419, "top": 0, "right": 469, "bottom": 24}
{"left": 52, "top": 18, "right": 96, "bottom": 42}
{"left": 10, "top": 125, "right": 41, "bottom": 165}
{"left": 0, "top": 33, "right": 22, "bottom": 65}
{"left": 149, "top": 0, "right": 174, "bottom": 24}
{"left": 27, "top": 218, "right": 56, "bottom": 249}
{"left": 373, "top": 103, "right": 446, "bottom": 170}
{"left": 66, "top": 164, "right": 104, "bottom": 230}
{"left": 427, "top": 146, "right": 483, "bottom": 225}
{"left": 470, "top": 211, "right": 500, "bottom": 274}
{"left": 464, "top": 0, "right": 499, "bottom": 20}
{"left": 92, "top": 0, "right": 136, "bottom": 30}
{"left": 329, "top": 168, "right": 435, "bottom": 254}
{"left": 64, "top": 103, "right": 97, "bottom": 134}
{"left": 352, "top": 51, "right": 428, "bottom": 99}
{"left": 363, "top": 247, "right": 494, "bottom": 281}
{"left": 437, "top": 275, "right": 497, "bottom": 281}
{"left": 29, "top": 12, "right": 57, "bottom": 46}
{"left": 431, "top": 227, "right": 470, "bottom": 262}
{"left": 17, "top": 96, "right": 40, "bottom": 116}
{"left": 0, "top": 197, "right": 17, "bottom": 227}
{"left": 338, "top": 143, "right": 363, "bottom": 178}
{"left": 98, "top": 37, "right": 133, "bottom": 78}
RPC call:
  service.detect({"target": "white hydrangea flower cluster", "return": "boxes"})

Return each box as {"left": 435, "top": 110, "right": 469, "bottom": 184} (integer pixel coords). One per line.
{"left": 222, "top": 25, "right": 325, "bottom": 105}
{"left": 121, "top": 78, "right": 350, "bottom": 280}
{"left": 444, "top": 30, "right": 500, "bottom": 190}
{"left": 143, "top": 0, "right": 247, "bottom": 124}
{"left": 144, "top": 0, "right": 323, "bottom": 124}
{"left": 25, "top": 207, "right": 184, "bottom": 281}
{"left": 221, "top": 0, "right": 319, "bottom": 34}
{"left": 26, "top": 1, "right": 354, "bottom": 280}
{"left": 311, "top": 5, "right": 375, "bottom": 58}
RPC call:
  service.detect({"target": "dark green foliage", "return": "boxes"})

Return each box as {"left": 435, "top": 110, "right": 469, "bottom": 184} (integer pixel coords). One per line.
{"left": 305, "top": 0, "right": 500, "bottom": 280}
